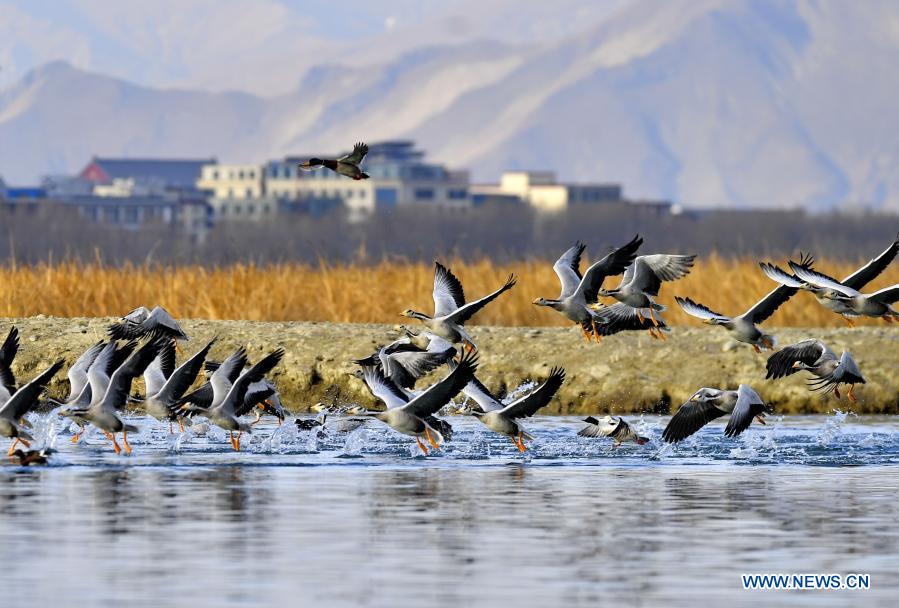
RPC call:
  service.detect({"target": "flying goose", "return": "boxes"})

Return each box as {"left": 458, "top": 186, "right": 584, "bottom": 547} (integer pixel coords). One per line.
{"left": 59, "top": 339, "right": 163, "bottom": 455}
{"left": 299, "top": 142, "right": 369, "bottom": 180}
{"left": 763, "top": 236, "right": 898, "bottom": 326}
{"left": 177, "top": 346, "right": 248, "bottom": 415}
{"left": 204, "top": 357, "right": 287, "bottom": 426}
{"left": 662, "top": 385, "right": 771, "bottom": 443}
{"left": 354, "top": 331, "right": 456, "bottom": 390}
{"left": 785, "top": 262, "right": 899, "bottom": 324}
{"left": 61, "top": 340, "right": 105, "bottom": 406}
{"left": 766, "top": 339, "right": 865, "bottom": 403}
{"left": 589, "top": 302, "right": 670, "bottom": 340}
{"left": 461, "top": 366, "right": 566, "bottom": 452}
{"left": 533, "top": 237, "right": 644, "bottom": 342}
{"left": 355, "top": 351, "right": 477, "bottom": 455}
{"left": 0, "top": 327, "right": 20, "bottom": 403}
{"left": 401, "top": 262, "right": 516, "bottom": 351}
{"left": 1, "top": 360, "right": 64, "bottom": 455}
{"left": 108, "top": 306, "right": 189, "bottom": 342}
{"left": 140, "top": 339, "right": 215, "bottom": 431}
{"left": 596, "top": 253, "right": 695, "bottom": 326}
{"left": 675, "top": 277, "right": 801, "bottom": 352}
{"left": 578, "top": 415, "right": 648, "bottom": 446}
{"left": 182, "top": 349, "right": 284, "bottom": 451}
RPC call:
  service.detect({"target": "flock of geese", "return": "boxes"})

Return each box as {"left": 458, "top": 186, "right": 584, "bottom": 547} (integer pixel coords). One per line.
{"left": 0, "top": 225, "right": 896, "bottom": 462}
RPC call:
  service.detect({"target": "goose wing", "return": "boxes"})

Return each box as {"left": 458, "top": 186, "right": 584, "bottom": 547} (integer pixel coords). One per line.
{"left": 625, "top": 254, "right": 695, "bottom": 296}
{"left": 576, "top": 235, "right": 643, "bottom": 302}
{"left": 384, "top": 345, "right": 454, "bottom": 390}
{"left": 765, "top": 339, "right": 831, "bottom": 379}
{"left": 842, "top": 234, "right": 899, "bottom": 289}
{"left": 675, "top": 296, "right": 730, "bottom": 322}
{"left": 739, "top": 284, "right": 798, "bottom": 324}
{"left": 65, "top": 340, "right": 104, "bottom": 401}
{"left": 868, "top": 284, "right": 899, "bottom": 305}
{"left": 0, "top": 327, "right": 20, "bottom": 393}
{"left": 432, "top": 262, "right": 466, "bottom": 318}
{"left": 498, "top": 367, "right": 565, "bottom": 419}
{"left": 552, "top": 242, "right": 585, "bottom": 299}
{"left": 220, "top": 349, "right": 285, "bottom": 418}
{"left": 788, "top": 262, "right": 859, "bottom": 296}
{"left": 758, "top": 262, "right": 805, "bottom": 288}
{"left": 103, "top": 339, "right": 164, "bottom": 411}
{"left": 447, "top": 359, "right": 503, "bottom": 412}
{"left": 210, "top": 347, "right": 248, "bottom": 406}
{"left": 833, "top": 351, "right": 866, "bottom": 384}
{"left": 158, "top": 339, "right": 215, "bottom": 403}
{"left": 338, "top": 142, "right": 368, "bottom": 166}
{"left": 590, "top": 303, "right": 662, "bottom": 336}
{"left": 0, "top": 360, "right": 64, "bottom": 421}
{"left": 724, "top": 385, "right": 768, "bottom": 438}
{"left": 445, "top": 275, "right": 516, "bottom": 325}
{"left": 662, "top": 400, "right": 727, "bottom": 443}
{"left": 144, "top": 340, "right": 176, "bottom": 397}
{"left": 400, "top": 351, "right": 477, "bottom": 419}
{"left": 361, "top": 363, "right": 410, "bottom": 409}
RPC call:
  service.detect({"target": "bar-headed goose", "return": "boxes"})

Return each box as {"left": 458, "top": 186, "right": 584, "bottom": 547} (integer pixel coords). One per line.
{"left": 108, "top": 306, "right": 189, "bottom": 342}
{"left": 0, "top": 327, "right": 20, "bottom": 403}
{"left": 597, "top": 253, "right": 696, "bottom": 325}
{"left": 401, "top": 263, "right": 515, "bottom": 351}
{"left": 533, "top": 237, "right": 642, "bottom": 342}
{"left": 1, "top": 360, "right": 64, "bottom": 455}
{"left": 140, "top": 339, "right": 215, "bottom": 431}
{"left": 766, "top": 339, "right": 865, "bottom": 403}
{"left": 662, "top": 385, "right": 771, "bottom": 443}
{"left": 786, "top": 262, "right": 899, "bottom": 324}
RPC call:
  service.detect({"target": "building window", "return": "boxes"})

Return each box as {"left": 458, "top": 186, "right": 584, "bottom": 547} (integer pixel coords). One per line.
{"left": 263, "top": 204, "right": 271, "bottom": 214}
{"left": 346, "top": 190, "right": 354, "bottom": 198}
{"left": 247, "top": 204, "right": 256, "bottom": 214}
{"left": 234, "top": 205, "right": 242, "bottom": 215}
{"left": 376, "top": 188, "right": 398, "bottom": 205}
{"left": 415, "top": 188, "right": 435, "bottom": 201}
{"left": 245, "top": 188, "right": 252, "bottom": 198}
{"left": 125, "top": 207, "right": 139, "bottom": 224}
{"left": 448, "top": 188, "right": 467, "bottom": 200}
{"left": 212, "top": 170, "right": 219, "bottom": 179}
{"left": 227, "top": 188, "right": 234, "bottom": 199}
{"left": 248, "top": 170, "right": 255, "bottom": 178}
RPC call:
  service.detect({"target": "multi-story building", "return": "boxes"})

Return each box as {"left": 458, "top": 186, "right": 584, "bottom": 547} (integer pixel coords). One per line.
{"left": 471, "top": 171, "right": 622, "bottom": 212}
{"left": 79, "top": 157, "right": 214, "bottom": 193}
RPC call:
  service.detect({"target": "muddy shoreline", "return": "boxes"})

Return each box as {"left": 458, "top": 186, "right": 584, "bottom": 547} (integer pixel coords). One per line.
{"left": 4, "top": 316, "right": 898, "bottom": 415}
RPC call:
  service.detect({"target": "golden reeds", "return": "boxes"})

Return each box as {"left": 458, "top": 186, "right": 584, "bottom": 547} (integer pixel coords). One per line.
{"left": 1, "top": 256, "right": 896, "bottom": 327}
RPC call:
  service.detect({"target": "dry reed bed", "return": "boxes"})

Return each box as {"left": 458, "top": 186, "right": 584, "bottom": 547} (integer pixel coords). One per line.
{"left": 1, "top": 256, "right": 897, "bottom": 326}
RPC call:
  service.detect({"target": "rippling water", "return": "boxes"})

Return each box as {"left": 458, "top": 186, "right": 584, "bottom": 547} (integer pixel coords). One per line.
{"left": 1, "top": 412, "right": 898, "bottom": 606}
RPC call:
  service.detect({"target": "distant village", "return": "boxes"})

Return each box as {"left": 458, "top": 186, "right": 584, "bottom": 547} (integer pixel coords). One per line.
{"left": 0, "top": 141, "right": 673, "bottom": 237}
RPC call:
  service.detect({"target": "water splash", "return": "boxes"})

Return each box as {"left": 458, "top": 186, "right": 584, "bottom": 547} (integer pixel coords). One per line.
{"left": 816, "top": 409, "right": 854, "bottom": 446}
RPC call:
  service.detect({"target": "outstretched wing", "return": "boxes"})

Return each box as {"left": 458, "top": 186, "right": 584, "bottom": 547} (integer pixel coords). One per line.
{"left": 552, "top": 242, "right": 585, "bottom": 299}
{"left": 445, "top": 275, "right": 516, "bottom": 325}
{"left": 788, "top": 263, "right": 858, "bottom": 296}
{"left": 739, "top": 284, "right": 798, "bottom": 324}
{"left": 590, "top": 303, "right": 664, "bottom": 336}
{"left": 576, "top": 235, "right": 643, "bottom": 303}
{"left": 627, "top": 254, "right": 695, "bottom": 296}
{"left": 842, "top": 234, "right": 899, "bottom": 289}
{"left": 158, "top": 339, "right": 216, "bottom": 403}
{"left": 447, "top": 359, "right": 503, "bottom": 412}
{"left": 66, "top": 340, "right": 104, "bottom": 402}
{"left": 221, "top": 349, "right": 285, "bottom": 416}
{"left": 0, "top": 360, "right": 64, "bottom": 421}
{"left": 361, "top": 364, "right": 410, "bottom": 410}
{"left": 499, "top": 367, "right": 565, "bottom": 419}
{"left": 384, "top": 345, "right": 454, "bottom": 390}
{"left": 339, "top": 142, "right": 368, "bottom": 166}
{"left": 661, "top": 400, "right": 727, "bottom": 443}
{"left": 105, "top": 340, "right": 164, "bottom": 410}
{"left": 724, "top": 385, "right": 768, "bottom": 438}
{"left": 432, "top": 262, "right": 466, "bottom": 317}
{"left": 210, "top": 347, "right": 248, "bottom": 406}
{"left": 758, "top": 262, "right": 805, "bottom": 288}
{"left": 400, "top": 351, "right": 477, "bottom": 419}
{"left": 765, "top": 340, "right": 829, "bottom": 379}
{"left": 144, "top": 340, "right": 176, "bottom": 397}
{"left": 0, "top": 326, "right": 20, "bottom": 393}
{"left": 869, "top": 284, "right": 899, "bottom": 305}
{"left": 675, "top": 296, "right": 730, "bottom": 322}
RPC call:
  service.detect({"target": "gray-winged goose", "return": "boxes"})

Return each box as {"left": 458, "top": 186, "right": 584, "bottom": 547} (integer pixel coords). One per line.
{"left": 0, "top": 326, "right": 20, "bottom": 404}
{"left": 578, "top": 415, "right": 648, "bottom": 446}
{"left": 662, "top": 385, "right": 770, "bottom": 443}
{"left": 533, "top": 237, "right": 642, "bottom": 342}
{"left": 597, "top": 253, "right": 696, "bottom": 326}
{"left": 299, "top": 142, "right": 370, "bottom": 180}
{"left": 766, "top": 339, "right": 865, "bottom": 403}
{"left": 141, "top": 339, "right": 215, "bottom": 431}
{"left": 786, "top": 262, "right": 899, "bottom": 324}
{"left": 401, "top": 262, "right": 515, "bottom": 351}
{"left": 1, "top": 360, "right": 64, "bottom": 455}
{"left": 108, "top": 306, "right": 189, "bottom": 342}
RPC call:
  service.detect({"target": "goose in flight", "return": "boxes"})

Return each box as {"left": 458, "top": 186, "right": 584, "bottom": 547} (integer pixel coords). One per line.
{"left": 784, "top": 261, "right": 899, "bottom": 324}
{"left": 662, "top": 385, "right": 770, "bottom": 443}
{"left": 766, "top": 339, "right": 865, "bottom": 403}
{"left": 204, "top": 358, "right": 288, "bottom": 426}
{"left": 299, "top": 142, "right": 369, "bottom": 180}
{"left": 533, "top": 236, "right": 643, "bottom": 342}
{"left": 401, "top": 262, "right": 516, "bottom": 351}
{"left": 60, "top": 340, "right": 105, "bottom": 406}
{"left": 596, "top": 253, "right": 696, "bottom": 326}
{"left": 354, "top": 331, "right": 456, "bottom": 390}
{"left": 675, "top": 270, "right": 802, "bottom": 352}
{"left": 458, "top": 365, "right": 565, "bottom": 452}
{"left": 0, "top": 327, "right": 20, "bottom": 403}
{"left": 108, "top": 306, "right": 189, "bottom": 342}
{"left": 578, "top": 415, "right": 648, "bottom": 446}
{"left": 1, "top": 360, "right": 64, "bottom": 455}
{"left": 182, "top": 349, "right": 285, "bottom": 451}
{"left": 59, "top": 339, "right": 163, "bottom": 455}
{"left": 589, "top": 302, "right": 670, "bottom": 340}
{"left": 139, "top": 339, "right": 215, "bottom": 432}
{"left": 760, "top": 237, "right": 897, "bottom": 325}
{"left": 355, "top": 351, "right": 477, "bottom": 455}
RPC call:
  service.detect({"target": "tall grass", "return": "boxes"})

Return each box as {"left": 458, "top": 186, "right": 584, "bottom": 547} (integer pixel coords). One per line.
{"left": 1, "top": 256, "right": 896, "bottom": 326}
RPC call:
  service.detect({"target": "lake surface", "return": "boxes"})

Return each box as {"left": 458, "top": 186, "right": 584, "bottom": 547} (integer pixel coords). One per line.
{"left": 1, "top": 412, "right": 898, "bottom": 607}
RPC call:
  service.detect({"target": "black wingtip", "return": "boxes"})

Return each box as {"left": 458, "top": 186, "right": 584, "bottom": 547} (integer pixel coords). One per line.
{"left": 583, "top": 416, "right": 598, "bottom": 425}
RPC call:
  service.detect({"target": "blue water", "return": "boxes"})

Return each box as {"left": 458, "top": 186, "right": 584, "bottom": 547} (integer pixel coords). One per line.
{"left": 1, "top": 412, "right": 898, "bottom": 607}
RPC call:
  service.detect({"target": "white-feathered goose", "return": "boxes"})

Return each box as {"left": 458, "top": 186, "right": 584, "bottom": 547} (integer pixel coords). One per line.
{"left": 461, "top": 367, "right": 565, "bottom": 452}
{"left": 355, "top": 351, "right": 477, "bottom": 455}
{"left": 401, "top": 262, "right": 515, "bottom": 351}
{"left": 578, "top": 415, "right": 648, "bottom": 446}
{"left": 766, "top": 339, "right": 865, "bottom": 403}
{"left": 597, "top": 253, "right": 695, "bottom": 326}
{"left": 533, "top": 237, "right": 642, "bottom": 342}
{"left": 662, "top": 385, "right": 770, "bottom": 443}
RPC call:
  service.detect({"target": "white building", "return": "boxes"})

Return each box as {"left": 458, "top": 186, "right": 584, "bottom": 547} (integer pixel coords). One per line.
{"left": 471, "top": 171, "right": 622, "bottom": 212}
